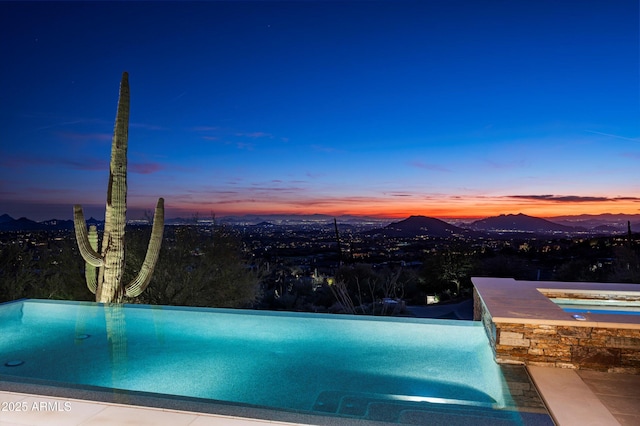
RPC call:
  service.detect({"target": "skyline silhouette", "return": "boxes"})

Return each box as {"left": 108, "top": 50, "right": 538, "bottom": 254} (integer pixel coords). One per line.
{"left": 1, "top": 1, "right": 639, "bottom": 221}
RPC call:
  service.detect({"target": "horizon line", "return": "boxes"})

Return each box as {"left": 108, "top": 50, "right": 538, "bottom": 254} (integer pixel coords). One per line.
{"left": 3, "top": 210, "right": 640, "bottom": 224}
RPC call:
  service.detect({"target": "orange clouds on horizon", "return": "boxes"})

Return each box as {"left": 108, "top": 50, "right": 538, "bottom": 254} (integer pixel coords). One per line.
{"left": 158, "top": 195, "right": 640, "bottom": 220}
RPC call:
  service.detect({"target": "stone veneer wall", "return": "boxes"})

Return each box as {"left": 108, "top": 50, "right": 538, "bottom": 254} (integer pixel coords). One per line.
{"left": 473, "top": 288, "right": 640, "bottom": 374}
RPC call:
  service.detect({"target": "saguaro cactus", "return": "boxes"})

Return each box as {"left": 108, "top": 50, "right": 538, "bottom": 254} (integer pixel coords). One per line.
{"left": 73, "top": 72, "right": 164, "bottom": 303}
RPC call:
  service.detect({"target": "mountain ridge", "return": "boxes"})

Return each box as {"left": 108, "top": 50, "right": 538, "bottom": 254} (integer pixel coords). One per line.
{"left": 470, "top": 213, "right": 577, "bottom": 234}
{"left": 1, "top": 212, "right": 638, "bottom": 234}
{"left": 364, "top": 215, "right": 469, "bottom": 238}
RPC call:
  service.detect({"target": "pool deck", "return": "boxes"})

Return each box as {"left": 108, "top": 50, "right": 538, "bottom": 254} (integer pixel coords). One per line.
{"left": 528, "top": 366, "right": 640, "bottom": 425}
{"left": 0, "top": 389, "right": 301, "bottom": 425}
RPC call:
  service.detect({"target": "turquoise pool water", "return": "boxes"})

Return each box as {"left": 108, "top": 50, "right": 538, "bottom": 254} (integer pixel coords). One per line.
{"left": 0, "top": 299, "right": 548, "bottom": 423}
{"left": 551, "top": 298, "right": 640, "bottom": 316}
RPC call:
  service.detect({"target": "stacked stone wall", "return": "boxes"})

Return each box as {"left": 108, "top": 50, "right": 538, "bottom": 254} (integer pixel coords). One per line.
{"left": 493, "top": 322, "right": 640, "bottom": 373}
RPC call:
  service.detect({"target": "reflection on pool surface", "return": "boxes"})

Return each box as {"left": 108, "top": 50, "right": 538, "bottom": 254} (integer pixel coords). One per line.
{"left": 0, "top": 299, "right": 550, "bottom": 424}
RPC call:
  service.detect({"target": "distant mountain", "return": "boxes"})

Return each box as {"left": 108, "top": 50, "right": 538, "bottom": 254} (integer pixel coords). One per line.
{"left": 0, "top": 215, "right": 101, "bottom": 231}
{"left": 0, "top": 214, "right": 14, "bottom": 224}
{"left": 549, "top": 214, "right": 640, "bottom": 233}
{"left": 0, "top": 217, "right": 49, "bottom": 231}
{"left": 254, "top": 221, "right": 275, "bottom": 227}
{"left": 470, "top": 213, "right": 576, "bottom": 234}
{"left": 366, "top": 215, "right": 467, "bottom": 238}
{"left": 2, "top": 211, "right": 639, "bottom": 235}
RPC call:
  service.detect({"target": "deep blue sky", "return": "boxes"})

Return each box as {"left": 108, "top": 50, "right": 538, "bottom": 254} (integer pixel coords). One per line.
{"left": 1, "top": 0, "right": 639, "bottom": 221}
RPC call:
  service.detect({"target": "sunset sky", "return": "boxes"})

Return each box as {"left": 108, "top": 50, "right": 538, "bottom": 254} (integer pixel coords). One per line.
{"left": 1, "top": 1, "right": 639, "bottom": 221}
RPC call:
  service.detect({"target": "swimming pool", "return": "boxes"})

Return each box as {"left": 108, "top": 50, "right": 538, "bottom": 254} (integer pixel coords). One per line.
{"left": 0, "top": 299, "right": 550, "bottom": 424}
{"left": 550, "top": 297, "right": 640, "bottom": 316}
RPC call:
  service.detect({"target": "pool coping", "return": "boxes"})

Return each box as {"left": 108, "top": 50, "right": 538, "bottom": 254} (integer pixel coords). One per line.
{"left": 526, "top": 366, "right": 621, "bottom": 425}
{"left": 1, "top": 297, "right": 481, "bottom": 327}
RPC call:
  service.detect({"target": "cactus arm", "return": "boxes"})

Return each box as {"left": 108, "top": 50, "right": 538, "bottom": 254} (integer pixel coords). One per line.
{"left": 125, "top": 198, "right": 165, "bottom": 297}
{"left": 73, "top": 205, "right": 104, "bottom": 267}
{"left": 84, "top": 225, "right": 99, "bottom": 294}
